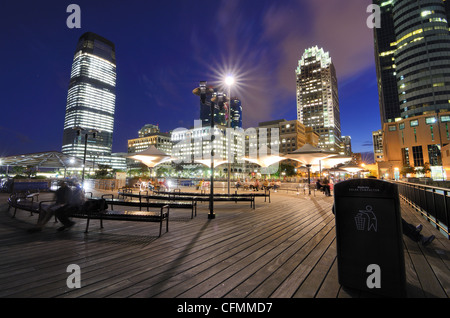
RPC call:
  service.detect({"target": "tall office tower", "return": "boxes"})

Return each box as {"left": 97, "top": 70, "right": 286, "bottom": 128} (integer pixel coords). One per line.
{"left": 62, "top": 32, "right": 117, "bottom": 163}
{"left": 230, "top": 97, "right": 243, "bottom": 129}
{"left": 341, "top": 136, "right": 352, "bottom": 156}
{"left": 373, "top": 0, "right": 401, "bottom": 125}
{"left": 392, "top": 0, "right": 450, "bottom": 118}
{"left": 199, "top": 87, "right": 242, "bottom": 128}
{"left": 296, "top": 46, "right": 342, "bottom": 152}
{"left": 199, "top": 87, "right": 226, "bottom": 127}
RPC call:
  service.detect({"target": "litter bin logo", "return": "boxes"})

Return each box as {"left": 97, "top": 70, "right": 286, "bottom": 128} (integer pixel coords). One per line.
{"left": 355, "top": 206, "right": 378, "bottom": 232}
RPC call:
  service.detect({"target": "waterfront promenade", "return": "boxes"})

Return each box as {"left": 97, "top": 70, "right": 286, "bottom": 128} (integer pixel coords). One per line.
{"left": 0, "top": 188, "right": 449, "bottom": 298}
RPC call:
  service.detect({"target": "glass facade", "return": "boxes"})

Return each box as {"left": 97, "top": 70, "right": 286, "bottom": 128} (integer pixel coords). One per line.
{"left": 373, "top": 0, "right": 402, "bottom": 125}
{"left": 230, "top": 98, "right": 243, "bottom": 129}
{"left": 200, "top": 88, "right": 227, "bottom": 127}
{"left": 62, "top": 32, "right": 116, "bottom": 164}
{"left": 374, "top": 0, "right": 450, "bottom": 123}
{"left": 295, "top": 46, "right": 342, "bottom": 152}
{"left": 199, "top": 88, "right": 242, "bottom": 129}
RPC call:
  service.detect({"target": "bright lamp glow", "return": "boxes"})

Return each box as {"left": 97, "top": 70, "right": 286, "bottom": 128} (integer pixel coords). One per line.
{"left": 225, "top": 75, "right": 234, "bottom": 86}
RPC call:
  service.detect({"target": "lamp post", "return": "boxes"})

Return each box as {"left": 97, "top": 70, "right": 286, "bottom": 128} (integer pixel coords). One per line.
{"left": 193, "top": 82, "right": 216, "bottom": 219}
{"left": 225, "top": 75, "right": 234, "bottom": 194}
{"left": 74, "top": 126, "right": 98, "bottom": 186}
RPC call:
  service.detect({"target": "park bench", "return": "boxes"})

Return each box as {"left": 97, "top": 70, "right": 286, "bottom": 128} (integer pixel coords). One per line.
{"left": 7, "top": 195, "right": 170, "bottom": 237}
{"left": 8, "top": 192, "right": 41, "bottom": 217}
{"left": 234, "top": 190, "right": 271, "bottom": 203}
{"left": 69, "top": 199, "right": 169, "bottom": 237}
{"left": 150, "top": 191, "right": 256, "bottom": 209}
{"left": 101, "top": 193, "right": 197, "bottom": 219}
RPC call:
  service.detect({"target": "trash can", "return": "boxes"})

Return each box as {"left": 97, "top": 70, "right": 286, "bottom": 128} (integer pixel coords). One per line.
{"left": 334, "top": 178, "right": 406, "bottom": 297}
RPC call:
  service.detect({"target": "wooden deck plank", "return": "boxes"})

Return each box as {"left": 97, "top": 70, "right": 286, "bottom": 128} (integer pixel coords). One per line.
{"left": 183, "top": 210, "right": 333, "bottom": 298}
{"left": 0, "top": 189, "right": 449, "bottom": 299}
{"left": 225, "top": 215, "right": 335, "bottom": 298}
{"left": 295, "top": 239, "right": 337, "bottom": 298}
{"left": 151, "top": 202, "right": 321, "bottom": 298}
{"left": 61, "top": 202, "right": 302, "bottom": 298}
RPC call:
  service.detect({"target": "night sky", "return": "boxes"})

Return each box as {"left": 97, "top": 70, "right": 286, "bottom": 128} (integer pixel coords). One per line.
{"left": 0, "top": 0, "right": 378, "bottom": 161}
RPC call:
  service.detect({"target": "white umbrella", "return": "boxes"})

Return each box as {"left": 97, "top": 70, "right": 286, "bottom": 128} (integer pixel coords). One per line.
{"left": 285, "top": 144, "right": 338, "bottom": 194}
{"left": 127, "top": 146, "right": 172, "bottom": 168}
{"left": 243, "top": 144, "right": 286, "bottom": 175}
{"left": 195, "top": 159, "right": 229, "bottom": 168}
{"left": 310, "top": 155, "right": 352, "bottom": 174}
{"left": 340, "top": 162, "right": 364, "bottom": 178}
{"left": 284, "top": 144, "right": 337, "bottom": 165}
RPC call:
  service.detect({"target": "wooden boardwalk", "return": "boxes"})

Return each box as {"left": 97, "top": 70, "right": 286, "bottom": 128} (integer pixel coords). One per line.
{"left": 0, "top": 189, "right": 449, "bottom": 299}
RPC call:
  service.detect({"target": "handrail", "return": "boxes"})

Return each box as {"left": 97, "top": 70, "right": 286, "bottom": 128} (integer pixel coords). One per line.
{"left": 391, "top": 180, "right": 450, "bottom": 192}
{"left": 391, "top": 180, "right": 449, "bottom": 239}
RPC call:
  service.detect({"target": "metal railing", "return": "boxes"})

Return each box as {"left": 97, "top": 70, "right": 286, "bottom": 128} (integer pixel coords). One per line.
{"left": 393, "top": 180, "right": 450, "bottom": 239}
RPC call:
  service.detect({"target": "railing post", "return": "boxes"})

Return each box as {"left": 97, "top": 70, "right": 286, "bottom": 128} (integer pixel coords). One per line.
{"left": 444, "top": 189, "right": 450, "bottom": 240}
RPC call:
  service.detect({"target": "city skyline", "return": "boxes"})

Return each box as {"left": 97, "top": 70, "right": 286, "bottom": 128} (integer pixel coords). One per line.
{"left": 0, "top": 0, "right": 377, "bottom": 159}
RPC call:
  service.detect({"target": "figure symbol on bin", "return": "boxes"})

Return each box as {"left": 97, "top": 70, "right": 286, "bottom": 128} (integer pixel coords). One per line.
{"left": 355, "top": 205, "right": 378, "bottom": 232}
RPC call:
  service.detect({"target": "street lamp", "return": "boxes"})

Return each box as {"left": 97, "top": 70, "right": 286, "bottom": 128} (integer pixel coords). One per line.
{"left": 225, "top": 75, "right": 234, "bottom": 194}
{"left": 193, "top": 82, "right": 216, "bottom": 219}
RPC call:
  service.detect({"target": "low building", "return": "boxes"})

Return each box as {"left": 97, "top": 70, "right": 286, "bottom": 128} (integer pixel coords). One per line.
{"left": 127, "top": 124, "right": 172, "bottom": 169}
{"left": 381, "top": 112, "right": 450, "bottom": 180}
{"left": 372, "top": 130, "right": 384, "bottom": 162}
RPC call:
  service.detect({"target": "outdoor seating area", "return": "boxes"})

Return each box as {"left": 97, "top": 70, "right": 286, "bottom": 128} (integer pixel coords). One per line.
{"left": 119, "top": 188, "right": 259, "bottom": 209}
{"left": 7, "top": 194, "right": 170, "bottom": 237}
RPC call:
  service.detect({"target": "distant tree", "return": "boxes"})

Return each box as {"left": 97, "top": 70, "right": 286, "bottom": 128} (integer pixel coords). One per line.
{"left": 94, "top": 164, "right": 110, "bottom": 179}
{"left": 401, "top": 165, "right": 415, "bottom": 175}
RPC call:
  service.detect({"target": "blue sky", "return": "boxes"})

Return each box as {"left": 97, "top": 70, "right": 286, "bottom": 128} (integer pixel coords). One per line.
{"left": 0, "top": 0, "right": 378, "bottom": 160}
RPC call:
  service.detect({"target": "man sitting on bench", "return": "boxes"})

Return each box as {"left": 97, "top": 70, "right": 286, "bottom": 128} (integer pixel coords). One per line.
{"left": 28, "top": 181, "right": 72, "bottom": 233}
{"left": 55, "top": 182, "right": 86, "bottom": 232}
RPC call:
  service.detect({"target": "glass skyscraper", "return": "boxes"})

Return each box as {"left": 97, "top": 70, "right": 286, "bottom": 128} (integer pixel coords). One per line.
{"left": 296, "top": 46, "right": 342, "bottom": 152}
{"left": 373, "top": 0, "right": 401, "bottom": 125}
{"left": 374, "top": 0, "right": 450, "bottom": 121}
{"left": 199, "top": 87, "right": 242, "bottom": 129}
{"left": 230, "top": 97, "right": 243, "bottom": 129}
{"left": 394, "top": 0, "right": 450, "bottom": 119}
{"left": 62, "top": 32, "right": 117, "bottom": 164}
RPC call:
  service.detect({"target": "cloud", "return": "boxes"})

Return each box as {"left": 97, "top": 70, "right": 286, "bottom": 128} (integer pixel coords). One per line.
{"left": 361, "top": 141, "right": 374, "bottom": 147}
{"left": 191, "top": 0, "right": 374, "bottom": 128}
{"left": 262, "top": 0, "right": 374, "bottom": 92}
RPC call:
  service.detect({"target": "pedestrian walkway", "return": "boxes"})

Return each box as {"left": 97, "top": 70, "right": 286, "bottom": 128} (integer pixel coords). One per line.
{"left": 0, "top": 189, "right": 449, "bottom": 298}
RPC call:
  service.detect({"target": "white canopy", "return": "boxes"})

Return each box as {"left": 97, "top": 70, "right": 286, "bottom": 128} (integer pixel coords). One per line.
{"left": 284, "top": 144, "right": 338, "bottom": 166}
{"left": 127, "top": 146, "right": 172, "bottom": 168}
{"left": 194, "top": 159, "right": 229, "bottom": 168}
{"left": 309, "top": 155, "right": 352, "bottom": 172}
{"left": 243, "top": 145, "right": 285, "bottom": 168}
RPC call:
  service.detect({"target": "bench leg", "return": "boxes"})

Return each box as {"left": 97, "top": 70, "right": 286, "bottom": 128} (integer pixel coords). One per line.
{"left": 85, "top": 218, "right": 90, "bottom": 233}
{"left": 166, "top": 217, "right": 169, "bottom": 233}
